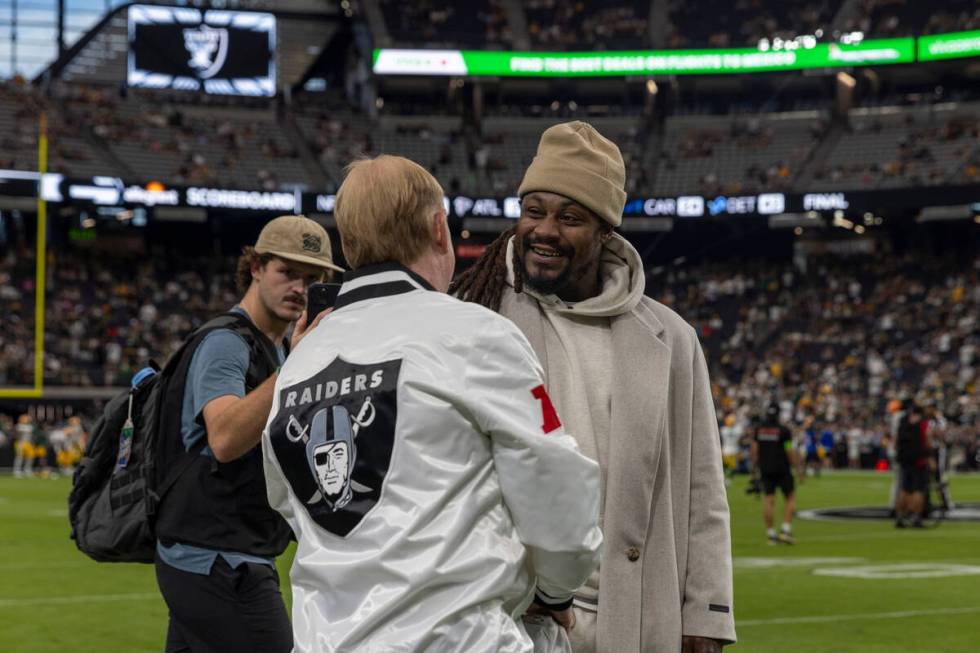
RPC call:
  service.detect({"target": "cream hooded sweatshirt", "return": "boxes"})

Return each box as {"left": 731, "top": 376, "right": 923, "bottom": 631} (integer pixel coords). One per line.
{"left": 505, "top": 234, "right": 646, "bottom": 602}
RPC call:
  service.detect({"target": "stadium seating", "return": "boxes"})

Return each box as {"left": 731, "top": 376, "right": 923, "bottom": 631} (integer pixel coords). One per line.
{"left": 0, "top": 80, "right": 113, "bottom": 178}
{"left": 4, "top": 244, "right": 975, "bottom": 460}
{"left": 851, "top": 0, "right": 980, "bottom": 38}
{"left": 104, "top": 99, "right": 310, "bottom": 189}
{"left": 653, "top": 110, "right": 827, "bottom": 195}
{"left": 525, "top": 0, "right": 650, "bottom": 50}
{"left": 666, "top": 0, "right": 842, "bottom": 48}
{"left": 650, "top": 252, "right": 979, "bottom": 463}
{"left": 378, "top": 0, "right": 513, "bottom": 48}
{"left": 803, "top": 103, "right": 980, "bottom": 190}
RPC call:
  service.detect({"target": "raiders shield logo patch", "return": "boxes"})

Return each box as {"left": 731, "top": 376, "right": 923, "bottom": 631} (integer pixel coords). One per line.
{"left": 268, "top": 356, "right": 402, "bottom": 537}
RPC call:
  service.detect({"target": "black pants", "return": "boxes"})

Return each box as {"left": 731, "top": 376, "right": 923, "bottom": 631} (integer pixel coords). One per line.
{"left": 760, "top": 470, "right": 795, "bottom": 497}
{"left": 155, "top": 554, "right": 292, "bottom": 653}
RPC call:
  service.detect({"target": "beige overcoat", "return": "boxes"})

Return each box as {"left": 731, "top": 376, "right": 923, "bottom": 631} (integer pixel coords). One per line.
{"left": 499, "top": 249, "right": 736, "bottom": 652}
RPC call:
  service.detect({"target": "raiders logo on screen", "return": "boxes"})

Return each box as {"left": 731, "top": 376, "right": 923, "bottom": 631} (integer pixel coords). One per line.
{"left": 183, "top": 25, "right": 229, "bottom": 80}
{"left": 268, "top": 357, "right": 402, "bottom": 537}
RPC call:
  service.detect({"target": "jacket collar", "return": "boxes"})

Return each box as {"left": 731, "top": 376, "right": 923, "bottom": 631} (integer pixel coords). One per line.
{"left": 335, "top": 262, "right": 435, "bottom": 311}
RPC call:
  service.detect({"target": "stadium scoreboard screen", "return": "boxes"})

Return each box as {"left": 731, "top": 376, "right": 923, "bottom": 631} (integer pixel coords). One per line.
{"left": 127, "top": 4, "right": 276, "bottom": 97}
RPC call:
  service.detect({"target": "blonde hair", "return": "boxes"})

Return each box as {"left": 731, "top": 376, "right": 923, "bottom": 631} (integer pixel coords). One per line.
{"left": 335, "top": 155, "right": 445, "bottom": 269}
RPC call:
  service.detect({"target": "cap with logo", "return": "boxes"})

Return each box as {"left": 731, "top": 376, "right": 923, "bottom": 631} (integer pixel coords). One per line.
{"left": 254, "top": 215, "right": 344, "bottom": 273}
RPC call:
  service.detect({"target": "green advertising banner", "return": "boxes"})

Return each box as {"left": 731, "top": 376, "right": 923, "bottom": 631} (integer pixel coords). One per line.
{"left": 373, "top": 38, "right": 916, "bottom": 77}
{"left": 918, "top": 30, "right": 980, "bottom": 62}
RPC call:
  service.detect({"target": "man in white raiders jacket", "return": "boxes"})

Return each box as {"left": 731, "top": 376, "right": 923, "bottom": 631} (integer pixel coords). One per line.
{"left": 262, "top": 154, "right": 603, "bottom": 652}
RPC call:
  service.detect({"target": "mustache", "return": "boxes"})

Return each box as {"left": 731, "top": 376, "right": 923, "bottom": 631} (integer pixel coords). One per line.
{"left": 285, "top": 294, "right": 306, "bottom": 306}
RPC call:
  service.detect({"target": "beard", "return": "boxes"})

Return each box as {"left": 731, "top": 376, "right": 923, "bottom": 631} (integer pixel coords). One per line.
{"left": 518, "top": 234, "right": 575, "bottom": 295}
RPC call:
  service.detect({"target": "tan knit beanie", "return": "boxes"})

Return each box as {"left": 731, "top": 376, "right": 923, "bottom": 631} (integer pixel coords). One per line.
{"left": 518, "top": 121, "right": 626, "bottom": 227}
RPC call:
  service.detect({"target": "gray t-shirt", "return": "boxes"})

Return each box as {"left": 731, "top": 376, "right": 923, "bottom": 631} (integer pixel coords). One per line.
{"left": 180, "top": 328, "right": 251, "bottom": 453}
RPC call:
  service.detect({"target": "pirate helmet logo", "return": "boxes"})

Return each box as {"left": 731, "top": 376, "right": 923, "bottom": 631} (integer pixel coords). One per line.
{"left": 307, "top": 406, "right": 357, "bottom": 510}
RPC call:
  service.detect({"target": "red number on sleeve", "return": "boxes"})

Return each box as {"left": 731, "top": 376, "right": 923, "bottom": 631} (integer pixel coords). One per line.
{"left": 531, "top": 384, "right": 562, "bottom": 434}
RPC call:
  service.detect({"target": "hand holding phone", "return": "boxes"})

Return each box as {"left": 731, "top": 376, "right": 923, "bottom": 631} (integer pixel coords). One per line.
{"left": 307, "top": 282, "right": 342, "bottom": 324}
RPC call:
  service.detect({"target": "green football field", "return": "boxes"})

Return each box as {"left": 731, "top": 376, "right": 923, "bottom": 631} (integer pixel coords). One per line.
{"left": 1, "top": 471, "right": 978, "bottom": 652}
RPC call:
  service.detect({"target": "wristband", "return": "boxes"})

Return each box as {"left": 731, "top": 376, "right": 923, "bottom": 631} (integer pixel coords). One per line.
{"left": 533, "top": 589, "right": 574, "bottom": 612}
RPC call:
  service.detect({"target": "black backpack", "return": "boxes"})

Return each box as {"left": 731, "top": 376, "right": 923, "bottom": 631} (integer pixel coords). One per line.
{"left": 896, "top": 417, "right": 924, "bottom": 466}
{"left": 68, "top": 313, "right": 278, "bottom": 563}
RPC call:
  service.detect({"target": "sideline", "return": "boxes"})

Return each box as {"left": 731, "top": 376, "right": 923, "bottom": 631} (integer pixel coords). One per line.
{"left": 0, "top": 592, "right": 160, "bottom": 608}
{"left": 739, "top": 605, "right": 980, "bottom": 626}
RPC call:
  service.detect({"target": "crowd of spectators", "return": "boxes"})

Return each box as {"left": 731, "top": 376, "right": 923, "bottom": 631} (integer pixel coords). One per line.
{"left": 0, "top": 248, "right": 239, "bottom": 388}
{"left": 3, "top": 52, "right": 979, "bottom": 198}
{"left": 812, "top": 106, "right": 980, "bottom": 189}
{"left": 378, "top": 0, "right": 512, "bottom": 48}
{"left": 843, "top": 0, "right": 980, "bottom": 39}
{"left": 525, "top": 0, "right": 649, "bottom": 50}
{"left": 652, "top": 252, "right": 979, "bottom": 471}
{"left": 2, "top": 239, "right": 976, "bottom": 473}
{"left": 666, "top": 0, "right": 841, "bottom": 48}
{"left": 0, "top": 78, "right": 101, "bottom": 176}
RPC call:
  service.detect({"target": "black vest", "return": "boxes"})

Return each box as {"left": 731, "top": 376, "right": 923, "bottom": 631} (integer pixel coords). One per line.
{"left": 154, "top": 313, "right": 293, "bottom": 557}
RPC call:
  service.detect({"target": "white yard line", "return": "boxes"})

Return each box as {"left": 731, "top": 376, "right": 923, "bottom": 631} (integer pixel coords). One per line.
{"left": 739, "top": 606, "right": 980, "bottom": 626}
{"left": 0, "top": 592, "right": 160, "bottom": 608}
{"left": 800, "top": 530, "right": 980, "bottom": 542}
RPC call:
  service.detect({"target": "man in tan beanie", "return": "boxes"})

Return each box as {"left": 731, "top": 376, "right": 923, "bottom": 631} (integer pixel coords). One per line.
{"left": 453, "top": 122, "right": 736, "bottom": 653}
{"left": 153, "top": 215, "right": 341, "bottom": 653}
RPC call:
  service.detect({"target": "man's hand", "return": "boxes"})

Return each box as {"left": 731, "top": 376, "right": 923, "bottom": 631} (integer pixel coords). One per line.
{"left": 290, "top": 308, "right": 331, "bottom": 350}
{"left": 548, "top": 606, "right": 575, "bottom": 632}
{"left": 682, "top": 636, "right": 724, "bottom": 653}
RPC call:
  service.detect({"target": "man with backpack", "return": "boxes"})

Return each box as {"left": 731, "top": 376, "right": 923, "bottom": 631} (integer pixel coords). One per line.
{"left": 895, "top": 400, "right": 933, "bottom": 528}
{"left": 153, "top": 215, "right": 342, "bottom": 653}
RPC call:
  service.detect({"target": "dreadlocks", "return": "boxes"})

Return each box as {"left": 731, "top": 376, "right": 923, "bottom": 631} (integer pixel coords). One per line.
{"left": 449, "top": 227, "right": 524, "bottom": 312}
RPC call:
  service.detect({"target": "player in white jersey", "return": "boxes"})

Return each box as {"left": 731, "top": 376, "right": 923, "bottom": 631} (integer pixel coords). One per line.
{"left": 13, "top": 414, "right": 34, "bottom": 477}
{"left": 263, "top": 155, "right": 602, "bottom": 653}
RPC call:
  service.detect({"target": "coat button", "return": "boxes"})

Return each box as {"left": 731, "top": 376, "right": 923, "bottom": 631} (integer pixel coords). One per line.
{"left": 626, "top": 547, "right": 641, "bottom": 561}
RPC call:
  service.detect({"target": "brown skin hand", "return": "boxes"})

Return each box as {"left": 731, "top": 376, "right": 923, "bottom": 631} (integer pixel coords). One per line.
{"left": 514, "top": 191, "right": 612, "bottom": 303}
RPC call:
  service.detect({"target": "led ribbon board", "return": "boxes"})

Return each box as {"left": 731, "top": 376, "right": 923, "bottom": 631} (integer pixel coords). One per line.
{"left": 918, "top": 30, "right": 980, "bottom": 62}
{"left": 128, "top": 4, "right": 276, "bottom": 96}
{"left": 373, "top": 39, "right": 915, "bottom": 77}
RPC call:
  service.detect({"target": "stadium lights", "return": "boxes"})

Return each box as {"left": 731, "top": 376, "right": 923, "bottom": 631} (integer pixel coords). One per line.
{"left": 837, "top": 72, "right": 857, "bottom": 89}
{"left": 839, "top": 31, "right": 866, "bottom": 45}
{"left": 757, "top": 34, "right": 819, "bottom": 52}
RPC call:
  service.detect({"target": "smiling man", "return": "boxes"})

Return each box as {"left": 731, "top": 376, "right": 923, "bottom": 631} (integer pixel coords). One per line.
{"left": 453, "top": 121, "right": 736, "bottom": 653}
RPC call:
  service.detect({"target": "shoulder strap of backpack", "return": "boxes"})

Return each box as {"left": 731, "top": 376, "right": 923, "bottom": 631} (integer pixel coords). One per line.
{"left": 217, "top": 311, "right": 285, "bottom": 389}
{"left": 150, "top": 311, "right": 285, "bottom": 507}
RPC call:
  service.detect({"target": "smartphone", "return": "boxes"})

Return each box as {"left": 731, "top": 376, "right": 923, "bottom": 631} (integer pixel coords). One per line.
{"left": 307, "top": 282, "right": 342, "bottom": 323}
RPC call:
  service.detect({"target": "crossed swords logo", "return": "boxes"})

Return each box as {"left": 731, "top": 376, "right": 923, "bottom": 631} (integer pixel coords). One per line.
{"left": 286, "top": 396, "right": 376, "bottom": 505}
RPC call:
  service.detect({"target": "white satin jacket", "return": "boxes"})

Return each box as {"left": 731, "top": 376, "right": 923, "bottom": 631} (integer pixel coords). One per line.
{"left": 262, "top": 263, "right": 602, "bottom": 653}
